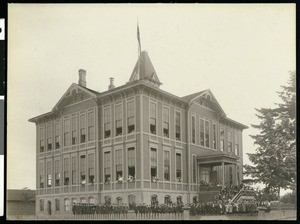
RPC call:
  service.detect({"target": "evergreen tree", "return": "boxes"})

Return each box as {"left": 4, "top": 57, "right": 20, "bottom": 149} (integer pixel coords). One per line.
{"left": 244, "top": 71, "right": 296, "bottom": 199}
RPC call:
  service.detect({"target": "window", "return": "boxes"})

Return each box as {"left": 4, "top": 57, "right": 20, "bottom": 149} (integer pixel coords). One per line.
{"left": 128, "top": 195, "right": 136, "bottom": 208}
{"left": 228, "top": 130, "right": 232, "bottom": 152}
{"left": 150, "top": 148, "right": 157, "bottom": 181}
{"left": 115, "top": 104, "right": 122, "bottom": 136}
{"left": 55, "top": 160, "right": 60, "bottom": 186}
{"left": 164, "top": 195, "right": 171, "bottom": 204}
{"left": 40, "top": 199, "right": 44, "bottom": 211}
{"left": 55, "top": 198, "right": 60, "bottom": 211}
{"left": 64, "top": 119, "right": 70, "bottom": 147}
{"left": 164, "top": 150, "right": 170, "bottom": 181}
{"left": 127, "top": 101, "right": 135, "bottom": 133}
{"left": 175, "top": 111, "right": 181, "bottom": 140}
{"left": 47, "top": 126, "right": 52, "bottom": 151}
{"left": 88, "top": 154, "right": 95, "bottom": 184}
{"left": 88, "top": 112, "right": 95, "bottom": 141}
{"left": 205, "top": 120, "right": 210, "bottom": 148}
{"left": 47, "top": 162, "right": 52, "bottom": 187}
{"left": 163, "top": 107, "right": 169, "bottom": 138}
{"left": 39, "top": 163, "right": 44, "bottom": 188}
{"left": 151, "top": 195, "right": 158, "bottom": 205}
{"left": 192, "top": 155, "right": 197, "bottom": 183}
{"left": 150, "top": 102, "right": 156, "bottom": 134}
{"left": 64, "top": 158, "right": 70, "bottom": 185}
{"left": 115, "top": 149, "right": 123, "bottom": 181}
{"left": 104, "top": 151, "right": 111, "bottom": 183}
{"left": 71, "top": 117, "right": 77, "bottom": 145}
{"left": 88, "top": 197, "right": 95, "bottom": 204}
{"left": 201, "top": 170, "right": 209, "bottom": 182}
{"left": 55, "top": 123, "right": 60, "bottom": 149}
{"left": 176, "top": 153, "right": 182, "bottom": 182}
{"left": 104, "top": 108, "right": 111, "bottom": 138}
{"left": 237, "top": 166, "right": 240, "bottom": 184}
{"left": 200, "top": 119, "right": 204, "bottom": 146}
{"left": 220, "top": 128, "right": 224, "bottom": 151}
{"left": 80, "top": 155, "right": 86, "bottom": 185}
{"left": 104, "top": 196, "right": 111, "bottom": 205}
{"left": 177, "top": 196, "right": 183, "bottom": 205}
{"left": 80, "top": 114, "right": 86, "bottom": 143}
{"left": 72, "top": 157, "right": 77, "bottom": 185}
{"left": 72, "top": 198, "right": 78, "bottom": 207}
{"left": 193, "top": 196, "right": 198, "bottom": 204}
{"left": 80, "top": 197, "right": 87, "bottom": 203}
{"left": 213, "top": 124, "right": 217, "bottom": 149}
{"left": 191, "top": 116, "right": 196, "bottom": 144}
{"left": 128, "top": 147, "right": 135, "bottom": 180}
{"left": 64, "top": 198, "right": 70, "bottom": 211}
{"left": 116, "top": 197, "right": 122, "bottom": 206}
{"left": 40, "top": 127, "right": 45, "bottom": 152}
{"left": 235, "top": 132, "right": 239, "bottom": 156}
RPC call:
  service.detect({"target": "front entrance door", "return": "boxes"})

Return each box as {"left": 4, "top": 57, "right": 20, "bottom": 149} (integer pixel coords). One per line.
{"left": 47, "top": 201, "right": 52, "bottom": 215}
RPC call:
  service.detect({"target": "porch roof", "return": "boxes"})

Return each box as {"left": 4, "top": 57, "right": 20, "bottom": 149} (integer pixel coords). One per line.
{"left": 197, "top": 149, "right": 238, "bottom": 166}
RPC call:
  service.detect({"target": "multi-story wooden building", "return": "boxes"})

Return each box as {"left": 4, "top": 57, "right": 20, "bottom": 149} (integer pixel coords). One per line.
{"left": 29, "top": 51, "right": 248, "bottom": 215}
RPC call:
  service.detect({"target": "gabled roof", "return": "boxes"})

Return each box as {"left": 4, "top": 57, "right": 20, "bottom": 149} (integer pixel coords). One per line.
{"left": 181, "top": 90, "right": 206, "bottom": 102}
{"left": 128, "top": 51, "right": 162, "bottom": 87}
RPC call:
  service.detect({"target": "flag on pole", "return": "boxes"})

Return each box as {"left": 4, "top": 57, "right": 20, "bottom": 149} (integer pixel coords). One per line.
{"left": 137, "top": 21, "right": 141, "bottom": 55}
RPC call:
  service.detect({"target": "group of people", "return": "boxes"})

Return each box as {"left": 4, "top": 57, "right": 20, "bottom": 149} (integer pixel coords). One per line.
{"left": 189, "top": 200, "right": 259, "bottom": 216}
{"left": 72, "top": 203, "right": 129, "bottom": 215}
{"left": 214, "top": 184, "right": 245, "bottom": 203}
{"left": 131, "top": 203, "right": 184, "bottom": 215}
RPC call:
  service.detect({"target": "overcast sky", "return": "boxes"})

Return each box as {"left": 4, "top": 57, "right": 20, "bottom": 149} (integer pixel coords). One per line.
{"left": 7, "top": 4, "right": 295, "bottom": 192}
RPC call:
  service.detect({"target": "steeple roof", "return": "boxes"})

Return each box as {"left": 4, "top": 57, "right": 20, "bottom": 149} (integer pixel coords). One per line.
{"left": 128, "top": 51, "right": 162, "bottom": 88}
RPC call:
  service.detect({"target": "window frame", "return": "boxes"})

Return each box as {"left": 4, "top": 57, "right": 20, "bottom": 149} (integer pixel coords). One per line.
{"left": 175, "top": 110, "right": 181, "bottom": 141}
{"left": 103, "top": 107, "right": 111, "bottom": 138}
{"left": 149, "top": 101, "right": 157, "bottom": 135}
{"left": 162, "top": 106, "right": 170, "bottom": 138}
{"left": 115, "top": 104, "right": 123, "bottom": 137}
{"left": 127, "top": 100, "right": 135, "bottom": 134}
{"left": 163, "top": 149, "right": 171, "bottom": 181}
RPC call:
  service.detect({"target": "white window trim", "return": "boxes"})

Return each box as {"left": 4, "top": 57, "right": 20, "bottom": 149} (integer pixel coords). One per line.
{"left": 149, "top": 100, "right": 158, "bottom": 135}
{"left": 126, "top": 99, "right": 136, "bottom": 135}
{"left": 163, "top": 148, "right": 171, "bottom": 182}
{"left": 103, "top": 105, "right": 112, "bottom": 139}
{"left": 162, "top": 105, "right": 170, "bottom": 139}
{"left": 114, "top": 103, "right": 123, "bottom": 137}
{"left": 114, "top": 147, "right": 123, "bottom": 182}
{"left": 103, "top": 148, "right": 112, "bottom": 184}
{"left": 149, "top": 145, "right": 158, "bottom": 182}
{"left": 174, "top": 109, "right": 182, "bottom": 141}
{"left": 175, "top": 150, "right": 182, "bottom": 182}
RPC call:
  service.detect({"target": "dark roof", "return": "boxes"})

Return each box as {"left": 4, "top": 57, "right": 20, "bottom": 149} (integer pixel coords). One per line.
{"left": 181, "top": 90, "right": 206, "bottom": 102}
{"left": 81, "top": 85, "right": 100, "bottom": 95}
{"left": 7, "top": 189, "right": 36, "bottom": 202}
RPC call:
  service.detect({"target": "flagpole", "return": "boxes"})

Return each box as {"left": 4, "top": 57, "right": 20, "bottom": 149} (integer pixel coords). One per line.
{"left": 137, "top": 19, "right": 141, "bottom": 80}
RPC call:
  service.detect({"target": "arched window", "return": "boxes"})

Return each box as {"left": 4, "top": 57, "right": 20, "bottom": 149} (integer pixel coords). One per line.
{"left": 55, "top": 198, "right": 60, "bottom": 211}
{"left": 40, "top": 199, "right": 44, "bottom": 211}
{"left": 164, "top": 195, "right": 171, "bottom": 204}
{"left": 80, "top": 197, "right": 87, "bottom": 204}
{"left": 128, "top": 195, "right": 136, "bottom": 209}
{"left": 193, "top": 196, "right": 198, "bottom": 204}
{"left": 104, "top": 196, "right": 111, "bottom": 205}
{"left": 176, "top": 196, "right": 182, "bottom": 205}
{"left": 116, "top": 197, "right": 122, "bottom": 206}
{"left": 64, "top": 198, "right": 70, "bottom": 211}
{"left": 151, "top": 195, "right": 158, "bottom": 205}
{"left": 88, "top": 197, "right": 95, "bottom": 204}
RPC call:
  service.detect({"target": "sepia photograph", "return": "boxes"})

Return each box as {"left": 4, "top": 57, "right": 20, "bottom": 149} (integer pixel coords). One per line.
{"left": 6, "top": 3, "right": 296, "bottom": 220}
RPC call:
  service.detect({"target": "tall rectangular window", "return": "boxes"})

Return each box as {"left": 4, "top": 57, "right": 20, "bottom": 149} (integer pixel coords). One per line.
{"left": 47, "top": 161, "right": 52, "bottom": 187}
{"left": 80, "top": 155, "right": 86, "bottom": 184}
{"left": 150, "top": 102, "right": 156, "bottom": 134}
{"left": 55, "top": 123, "right": 60, "bottom": 149}
{"left": 193, "top": 156, "right": 197, "bottom": 183}
{"left": 47, "top": 126, "right": 52, "bottom": 151}
{"left": 176, "top": 153, "right": 182, "bottom": 182}
{"left": 128, "top": 147, "right": 135, "bottom": 179}
{"left": 104, "top": 108, "right": 111, "bottom": 138}
{"left": 40, "top": 127, "right": 45, "bottom": 152}
{"left": 200, "top": 119, "right": 204, "bottom": 146}
{"left": 228, "top": 130, "right": 232, "bottom": 152}
{"left": 80, "top": 114, "right": 86, "bottom": 143}
{"left": 55, "top": 199, "right": 60, "bottom": 211}
{"left": 163, "top": 107, "right": 169, "bottom": 138}
{"left": 64, "top": 119, "right": 70, "bottom": 147}
{"left": 55, "top": 160, "right": 60, "bottom": 186}
{"left": 115, "top": 104, "right": 122, "bottom": 136}
{"left": 213, "top": 124, "right": 217, "bottom": 149}
{"left": 220, "top": 128, "right": 224, "bottom": 151}
{"left": 164, "top": 150, "right": 170, "bottom": 181}
{"left": 39, "top": 163, "right": 44, "bottom": 188}
{"left": 235, "top": 132, "right": 239, "bottom": 156}
{"left": 88, "top": 154, "right": 95, "bottom": 184}
{"left": 88, "top": 112, "right": 95, "bottom": 141}
{"left": 64, "top": 158, "right": 70, "bottom": 185}
{"left": 72, "top": 117, "right": 77, "bottom": 145}
{"left": 127, "top": 101, "right": 135, "bottom": 134}
{"left": 104, "top": 151, "right": 111, "bottom": 183}
{"left": 150, "top": 148, "right": 157, "bottom": 181}
{"left": 115, "top": 149, "right": 123, "bottom": 181}
{"left": 175, "top": 111, "right": 181, "bottom": 141}
{"left": 192, "top": 116, "right": 196, "bottom": 144}
{"left": 205, "top": 120, "right": 210, "bottom": 148}
{"left": 71, "top": 157, "right": 77, "bottom": 185}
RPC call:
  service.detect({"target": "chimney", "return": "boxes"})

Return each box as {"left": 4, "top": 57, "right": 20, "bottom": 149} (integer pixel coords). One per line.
{"left": 78, "top": 69, "right": 86, "bottom": 87}
{"left": 108, "top": 77, "right": 115, "bottom": 90}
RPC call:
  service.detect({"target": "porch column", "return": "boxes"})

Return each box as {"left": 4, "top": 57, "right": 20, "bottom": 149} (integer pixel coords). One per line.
{"left": 222, "top": 162, "right": 225, "bottom": 188}
{"left": 235, "top": 164, "right": 238, "bottom": 186}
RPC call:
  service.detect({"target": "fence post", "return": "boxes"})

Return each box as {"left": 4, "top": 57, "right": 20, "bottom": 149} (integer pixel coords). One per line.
{"left": 257, "top": 206, "right": 267, "bottom": 220}
{"left": 182, "top": 206, "right": 190, "bottom": 220}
